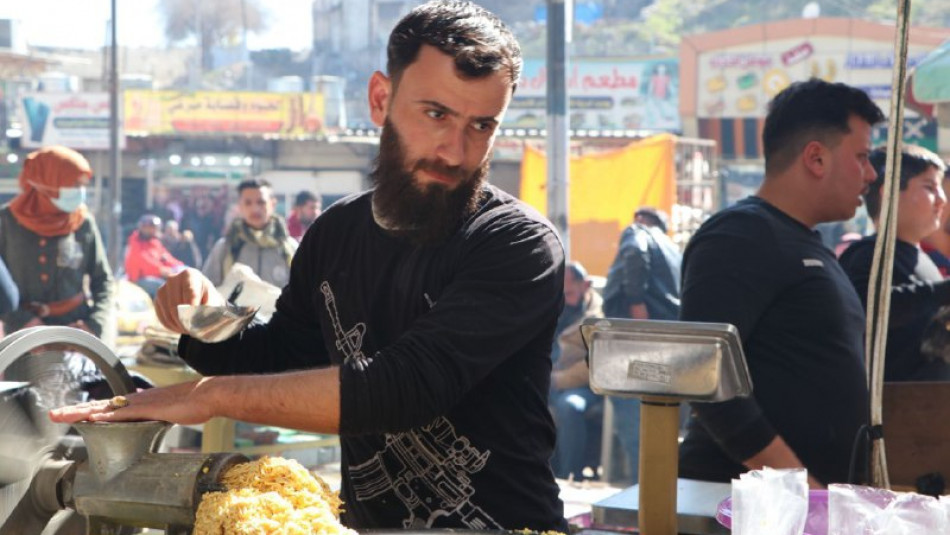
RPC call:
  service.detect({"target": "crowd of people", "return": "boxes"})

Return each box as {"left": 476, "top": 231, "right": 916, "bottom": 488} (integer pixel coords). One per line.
{"left": 0, "top": 143, "right": 322, "bottom": 340}
{"left": 0, "top": 1, "right": 940, "bottom": 532}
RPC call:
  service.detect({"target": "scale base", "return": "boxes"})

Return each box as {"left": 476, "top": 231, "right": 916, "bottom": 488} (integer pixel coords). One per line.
{"left": 590, "top": 478, "right": 730, "bottom": 534}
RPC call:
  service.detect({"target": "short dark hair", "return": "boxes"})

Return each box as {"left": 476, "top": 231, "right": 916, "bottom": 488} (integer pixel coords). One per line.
{"left": 294, "top": 190, "right": 318, "bottom": 207}
{"left": 763, "top": 79, "right": 885, "bottom": 176}
{"left": 566, "top": 261, "right": 589, "bottom": 283}
{"left": 138, "top": 214, "right": 161, "bottom": 227}
{"left": 863, "top": 145, "right": 948, "bottom": 219}
{"left": 386, "top": 1, "right": 522, "bottom": 88}
{"left": 635, "top": 206, "right": 669, "bottom": 234}
{"left": 237, "top": 178, "right": 271, "bottom": 195}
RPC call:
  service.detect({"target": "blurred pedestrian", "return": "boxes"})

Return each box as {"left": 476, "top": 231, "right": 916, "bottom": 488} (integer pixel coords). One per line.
{"left": 202, "top": 178, "right": 298, "bottom": 287}
{"left": 600, "top": 205, "right": 683, "bottom": 483}
{"left": 921, "top": 168, "right": 950, "bottom": 276}
{"left": 182, "top": 197, "right": 219, "bottom": 260}
{"left": 0, "top": 256, "right": 18, "bottom": 337}
{"left": 287, "top": 189, "right": 322, "bottom": 241}
{"left": 0, "top": 146, "right": 116, "bottom": 345}
{"left": 125, "top": 214, "right": 185, "bottom": 298}
{"left": 550, "top": 261, "right": 604, "bottom": 480}
{"left": 839, "top": 145, "right": 950, "bottom": 381}
{"left": 162, "top": 219, "right": 202, "bottom": 268}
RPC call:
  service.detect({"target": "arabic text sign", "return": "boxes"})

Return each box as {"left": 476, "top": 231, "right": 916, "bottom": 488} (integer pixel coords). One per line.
{"left": 504, "top": 58, "right": 681, "bottom": 132}
{"left": 124, "top": 90, "right": 325, "bottom": 136}
{"left": 18, "top": 93, "right": 122, "bottom": 150}
{"left": 697, "top": 36, "right": 934, "bottom": 118}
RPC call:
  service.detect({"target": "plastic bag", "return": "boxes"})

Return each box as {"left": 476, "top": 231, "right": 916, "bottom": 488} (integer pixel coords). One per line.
{"left": 732, "top": 468, "right": 808, "bottom": 535}
{"left": 828, "top": 484, "right": 947, "bottom": 534}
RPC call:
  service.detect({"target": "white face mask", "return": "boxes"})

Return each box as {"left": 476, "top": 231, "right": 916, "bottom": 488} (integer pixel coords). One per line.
{"left": 51, "top": 186, "right": 86, "bottom": 213}
{"left": 28, "top": 180, "right": 87, "bottom": 213}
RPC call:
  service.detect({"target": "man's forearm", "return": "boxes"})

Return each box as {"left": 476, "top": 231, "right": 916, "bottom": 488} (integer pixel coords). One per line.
{"left": 743, "top": 435, "right": 824, "bottom": 489}
{"left": 210, "top": 367, "right": 341, "bottom": 434}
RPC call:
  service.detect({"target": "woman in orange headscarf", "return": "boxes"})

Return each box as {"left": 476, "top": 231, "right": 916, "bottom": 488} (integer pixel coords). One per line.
{"left": 0, "top": 146, "right": 116, "bottom": 344}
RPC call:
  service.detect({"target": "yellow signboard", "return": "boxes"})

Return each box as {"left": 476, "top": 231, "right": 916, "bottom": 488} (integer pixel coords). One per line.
{"left": 521, "top": 134, "right": 676, "bottom": 276}
{"left": 124, "top": 90, "right": 325, "bottom": 136}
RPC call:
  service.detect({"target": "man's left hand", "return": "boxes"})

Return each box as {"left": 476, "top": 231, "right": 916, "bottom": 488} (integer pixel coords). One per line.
{"left": 48, "top": 378, "right": 218, "bottom": 426}
{"left": 69, "top": 319, "right": 93, "bottom": 334}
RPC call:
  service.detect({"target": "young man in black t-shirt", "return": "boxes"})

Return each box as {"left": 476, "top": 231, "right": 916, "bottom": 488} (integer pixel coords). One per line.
{"left": 51, "top": 2, "right": 568, "bottom": 531}
{"left": 678, "top": 79, "right": 885, "bottom": 487}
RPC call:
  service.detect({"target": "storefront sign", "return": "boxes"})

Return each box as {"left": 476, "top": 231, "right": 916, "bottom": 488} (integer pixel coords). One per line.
{"left": 18, "top": 92, "right": 123, "bottom": 150}
{"left": 872, "top": 117, "right": 938, "bottom": 152}
{"left": 697, "top": 36, "right": 941, "bottom": 118}
{"left": 124, "top": 90, "right": 325, "bottom": 137}
{"left": 503, "top": 58, "right": 681, "bottom": 132}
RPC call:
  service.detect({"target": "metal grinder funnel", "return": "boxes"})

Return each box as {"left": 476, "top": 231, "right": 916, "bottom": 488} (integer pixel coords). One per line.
{"left": 69, "top": 421, "right": 247, "bottom": 534}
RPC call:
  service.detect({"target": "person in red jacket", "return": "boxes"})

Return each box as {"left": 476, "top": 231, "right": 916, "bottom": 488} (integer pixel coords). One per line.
{"left": 286, "top": 189, "right": 321, "bottom": 241}
{"left": 124, "top": 214, "right": 184, "bottom": 297}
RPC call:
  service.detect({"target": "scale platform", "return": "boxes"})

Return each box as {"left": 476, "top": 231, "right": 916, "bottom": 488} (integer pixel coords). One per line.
{"left": 590, "top": 478, "right": 731, "bottom": 534}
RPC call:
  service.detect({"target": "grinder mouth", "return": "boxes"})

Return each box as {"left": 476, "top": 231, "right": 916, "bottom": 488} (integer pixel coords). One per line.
{"left": 193, "top": 452, "right": 251, "bottom": 508}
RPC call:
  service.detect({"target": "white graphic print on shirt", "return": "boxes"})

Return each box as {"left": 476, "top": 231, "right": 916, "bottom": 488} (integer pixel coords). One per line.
{"left": 349, "top": 416, "right": 498, "bottom": 529}
{"left": 321, "top": 280, "right": 498, "bottom": 528}
{"left": 320, "top": 281, "right": 372, "bottom": 371}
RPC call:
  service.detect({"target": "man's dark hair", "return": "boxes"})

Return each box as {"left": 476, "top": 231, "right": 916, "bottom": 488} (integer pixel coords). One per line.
{"left": 386, "top": 1, "right": 522, "bottom": 88}
{"left": 294, "top": 190, "right": 318, "bottom": 207}
{"left": 138, "top": 214, "right": 161, "bottom": 228}
{"left": 635, "top": 206, "right": 669, "bottom": 234}
{"left": 863, "top": 145, "right": 948, "bottom": 220}
{"left": 763, "top": 78, "right": 885, "bottom": 176}
{"left": 566, "top": 261, "right": 589, "bottom": 283}
{"left": 237, "top": 178, "right": 271, "bottom": 195}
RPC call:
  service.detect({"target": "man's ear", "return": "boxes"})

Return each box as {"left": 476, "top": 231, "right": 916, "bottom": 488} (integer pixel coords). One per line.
{"left": 368, "top": 71, "right": 392, "bottom": 127}
{"left": 802, "top": 140, "right": 827, "bottom": 178}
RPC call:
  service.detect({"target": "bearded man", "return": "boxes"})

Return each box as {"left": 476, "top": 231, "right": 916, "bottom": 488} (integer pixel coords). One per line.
{"left": 52, "top": 2, "right": 568, "bottom": 532}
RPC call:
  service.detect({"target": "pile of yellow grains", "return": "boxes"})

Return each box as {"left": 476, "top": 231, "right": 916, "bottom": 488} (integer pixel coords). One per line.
{"left": 193, "top": 456, "right": 357, "bottom": 535}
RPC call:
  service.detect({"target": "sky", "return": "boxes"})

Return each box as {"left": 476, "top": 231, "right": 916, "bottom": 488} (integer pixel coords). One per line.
{"left": 1, "top": 0, "right": 315, "bottom": 51}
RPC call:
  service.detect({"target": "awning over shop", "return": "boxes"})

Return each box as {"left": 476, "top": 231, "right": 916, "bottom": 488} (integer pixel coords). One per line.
{"left": 911, "top": 39, "right": 950, "bottom": 103}
{"left": 0, "top": 50, "right": 54, "bottom": 79}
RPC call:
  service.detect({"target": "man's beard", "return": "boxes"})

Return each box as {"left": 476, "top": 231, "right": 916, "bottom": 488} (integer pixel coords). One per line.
{"left": 371, "top": 118, "right": 488, "bottom": 246}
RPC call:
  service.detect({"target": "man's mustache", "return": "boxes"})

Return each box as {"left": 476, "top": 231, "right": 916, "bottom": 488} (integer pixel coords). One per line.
{"left": 412, "top": 159, "right": 467, "bottom": 183}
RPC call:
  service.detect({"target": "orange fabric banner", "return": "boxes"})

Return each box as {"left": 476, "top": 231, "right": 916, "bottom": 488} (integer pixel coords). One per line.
{"left": 520, "top": 134, "right": 676, "bottom": 276}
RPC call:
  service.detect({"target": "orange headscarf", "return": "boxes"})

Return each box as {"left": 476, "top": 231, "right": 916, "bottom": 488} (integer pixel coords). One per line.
{"left": 9, "top": 146, "right": 92, "bottom": 237}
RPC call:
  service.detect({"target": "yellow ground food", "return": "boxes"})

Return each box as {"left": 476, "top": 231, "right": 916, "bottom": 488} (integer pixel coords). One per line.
{"left": 193, "top": 456, "right": 357, "bottom": 535}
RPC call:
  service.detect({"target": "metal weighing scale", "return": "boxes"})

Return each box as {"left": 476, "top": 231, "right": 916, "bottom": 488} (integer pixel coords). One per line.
{"left": 580, "top": 319, "right": 753, "bottom": 535}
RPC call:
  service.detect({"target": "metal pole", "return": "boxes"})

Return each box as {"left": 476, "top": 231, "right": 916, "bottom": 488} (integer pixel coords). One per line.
{"left": 145, "top": 158, "right": 155, "bottom": 211}
{"left": 639, "top": 397, "right": 681, "bottom": 535}
{"left": 107, "top": 0, "right": 122, "bottom": 271}
{"left": 241, "top": 0, "right": 251, "bottom": 90}
{"left": 546, "top": 0, "right": 571, "bottom": 258}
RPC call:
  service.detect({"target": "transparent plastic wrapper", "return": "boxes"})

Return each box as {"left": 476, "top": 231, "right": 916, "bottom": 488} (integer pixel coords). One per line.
{"left": 731, "top": 467, "right": 808, "bottom": 535}
{"left": 828, "top": 484, "right": 948, "bottom": 534}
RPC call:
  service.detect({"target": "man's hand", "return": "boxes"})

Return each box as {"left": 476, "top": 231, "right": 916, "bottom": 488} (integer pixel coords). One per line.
{"left": 154, "top": 268, "right": 226, "bottom": 333}
{"left": 743, "top": 435, "right": 826, "bottom": 489}
{"left": 23, "top": 316, "right": 44, "bottom": 329}
{"left": 48, "top": 378, "right": 219, "bottom": 426}
{"left": 630, "top": 303, "right": 649, "bottom": 320}
{"left": 68, "top": 319, "right": 93, "bottom": 334}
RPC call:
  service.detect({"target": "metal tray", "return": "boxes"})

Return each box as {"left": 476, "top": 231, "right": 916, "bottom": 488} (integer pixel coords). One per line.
{"left": 580, "top": 318, "right": 752, "bottom": 402}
